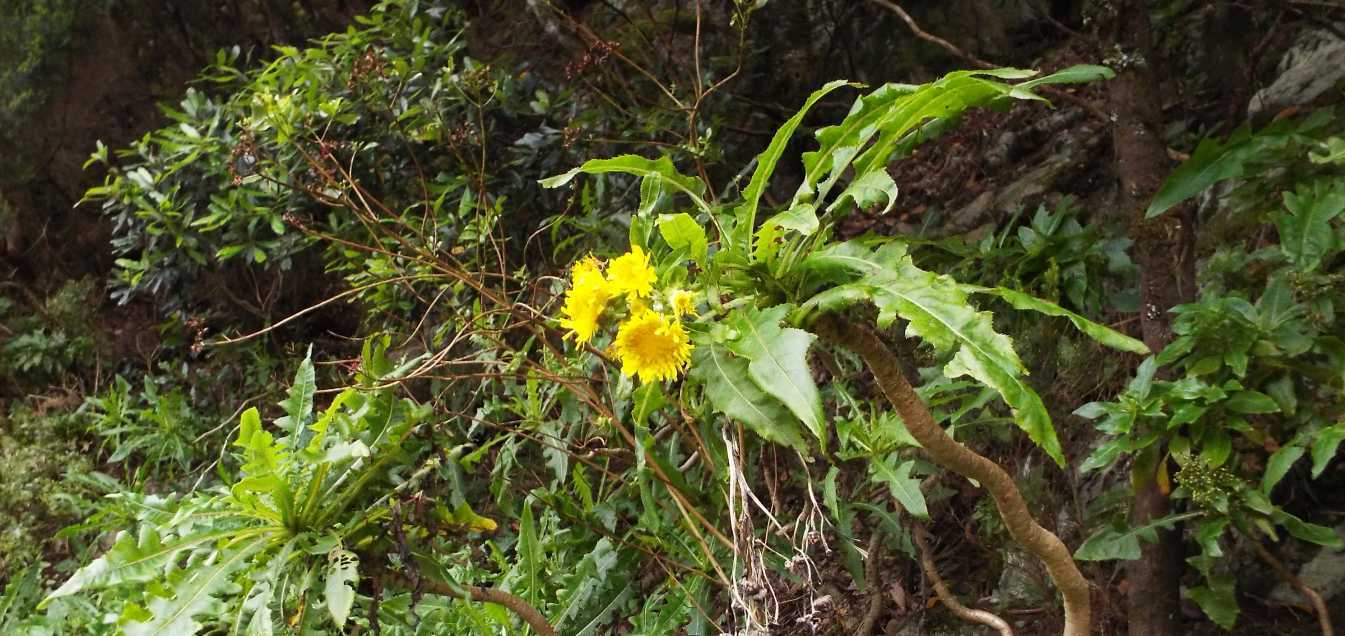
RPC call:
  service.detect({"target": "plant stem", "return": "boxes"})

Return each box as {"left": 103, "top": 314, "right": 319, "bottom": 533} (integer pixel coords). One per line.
{"left": 813, "top": 315, "right": 1091, "bottom": 636}
{"left": 391, "top": 574, "right": 556, "bottom": 636}
{"left": 1251, "top": 540, "right": 1334, "bottom": 636}
{"left": 914, "top": 524, "right": 1015, "bottom": 636}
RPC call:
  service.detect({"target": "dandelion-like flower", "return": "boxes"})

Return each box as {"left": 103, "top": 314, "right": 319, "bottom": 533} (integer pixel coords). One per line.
{"left": 669, "top": 288, "right": 697, "bottom": 318}
{"left": 559, "top": 255, "right": 611, "bottom": 344}
{"left": 612, "top": 309, "right": 693, "bottom": 383}
{"left": 606, "top": 245, "right": 657, "bottom": 299}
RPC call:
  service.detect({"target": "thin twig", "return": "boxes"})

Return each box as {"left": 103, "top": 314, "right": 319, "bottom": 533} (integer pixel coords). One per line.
{"left": 1251, "top": 540, "right": 1334, "bottom": 636}
{"left": 865, "top": 0, "right": 1111, "bottom": 123}
{"left": 914, "top": 524, "right": 1015, "bottom": 636}
{"left": 391, "top": 574, "right": 555, "bottom": 636}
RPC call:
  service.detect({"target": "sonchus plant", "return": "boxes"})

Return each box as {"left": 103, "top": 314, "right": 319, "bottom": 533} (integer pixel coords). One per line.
{"left": 545, "top": 67, "right": 1145, "bottom": 636}
{"left": 42, "top": 345, "right": 552, "bottom": 635}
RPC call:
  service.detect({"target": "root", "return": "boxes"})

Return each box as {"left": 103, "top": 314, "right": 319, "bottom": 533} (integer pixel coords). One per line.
{"left": 914, "top": 524, "right": 1015, "bottom": 636}
{"left": 1252, "top": 540, "right": 1334, "bottom": 636}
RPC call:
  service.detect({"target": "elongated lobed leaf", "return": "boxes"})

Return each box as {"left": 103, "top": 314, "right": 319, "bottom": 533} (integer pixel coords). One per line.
{"left": 690, "top": 341, "right": 809, "bottom": 451}
{"left": 724, "top": 305, "right": 826, "bottom": 443}
{"left": 43, "top": 526, "right": 248, "bottom": 605}
{"left": 735, "top": 79, "right": 854, "bottom": 250}
{"left": 969, "top": 286, "right": 1150, "bottom": 354}
{"left": 540, "top": 155, "right": 711, "bottom": 215}
{"left": 1274, "top": 182, "right": 1345, "bottom": 271}
{"left": 801, "top": 240, "right": 1065, "bottom": 466}
{"left": 123, "top": 539, "right": 266, "bottom": 636}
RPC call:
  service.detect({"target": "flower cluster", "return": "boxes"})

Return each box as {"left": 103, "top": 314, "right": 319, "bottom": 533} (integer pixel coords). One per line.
{"left": 559, "top": 245, "right": 695, "bottom": 383}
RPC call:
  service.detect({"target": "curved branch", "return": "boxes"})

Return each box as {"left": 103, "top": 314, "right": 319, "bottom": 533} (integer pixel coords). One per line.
{"left": 1251, "top": 541, "right": 1334, "bottom": 636}
{"left": 812, "top": 315, "right": 1091, "bottom": 636}
{"left": 393, "top": 575, "right": 556, "bottom": 636}
{"left": 914, "top": 524, "right": 1015, "bottom": 636}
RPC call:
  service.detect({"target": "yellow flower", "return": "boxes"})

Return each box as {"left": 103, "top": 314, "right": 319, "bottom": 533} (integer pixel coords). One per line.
{"left": 612, "top": 309, "right": 693, "bottom": 383}
{"left": 559, "top": 255, "right": 611, "bottom": 344}
{"left": 668, "top": 289, "right": 697, "bottom": 318}
{"left": 606, "top": 245, "right": 657, "bottom": 299}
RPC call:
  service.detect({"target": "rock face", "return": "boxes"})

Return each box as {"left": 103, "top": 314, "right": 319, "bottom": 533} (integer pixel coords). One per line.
{"left": 1248, "top": 24, "right": 1345, "bottom": 119}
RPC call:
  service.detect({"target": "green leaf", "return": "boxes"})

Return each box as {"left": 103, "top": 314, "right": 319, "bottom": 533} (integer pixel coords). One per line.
{"left": 1310, "top": 137, "right": 1345, "bottom": 164}
{"left": 44, "top": 527, "right": 248, "bottom": 605}
{"left": 754, "top": 204, "right": 820, "bottom": 262}
{"left": 1187, "top": 577, "right": 1239, "bottom": 630}
{"left": 972, "top": 287, "right": 1149, "bottom": 354}
{"left": 540, "top": 155, "right": 710, "bottom": 215}
{"left": 631, "top": 382, "right": 666, "bottom": 427}
{"left": 1016, "top": 64, "right": 1115, "bottom": 91}
{"left": 802, "top": 240, "right": 1063, "bottom": 465}
{"left": 324, "top": 549, "right": 358, "bottom": 628}
{"left": 123, "top": 539, "right": 265, "bottom": 636}
{"left": 1311, "top": 424, "right": 1345, "bottom": 478}
{"left": 1262, "top": 445, "right": 1305, "bottom": 494}
{"left": 1225, "top": 391, "right": 1279, "bottom": 414}
{"left": 1273, "top": 182, "right": 1345, "bottom": 271}
{"left": 690, "top": 341, "right": 808, "bottom": 452}
{"left": 826, "top": 170, "right": 900, "bottom": 217}
{"left": 869, "top": 457, "right": 928, "bottom": 518}
{"left": 277, "top": 349, "right": 316, "bottom": 436}
{"left": 518, "top": 501, "right": 542, "bottom": 608}
{"left": 1074, "top": 524, "right": 1142, "bottom": 561}
{"left": 734, "top": 79, "right": 853, "bottom": 249}
{"left": 1200, "top": 432, "right": 1232, "bottom": 467}
{"left": 656, "top": 213, "right": 708, "bottom": 264}
{"left": 1147, "top": 121, "right": 1298, "bottom": 218}
{"left": 724, "top": 306, "right": 825, "bottom": 443}
{"left": 1273, "top": 510, "right": 1344, "bottom": 548}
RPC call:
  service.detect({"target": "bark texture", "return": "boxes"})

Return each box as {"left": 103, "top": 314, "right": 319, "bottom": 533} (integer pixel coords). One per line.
{"left": 1105, "top": 1, "right": 1198, "bottom": 635}
{"left": 814, "top": 315, "right": 1091, "bottom": 636}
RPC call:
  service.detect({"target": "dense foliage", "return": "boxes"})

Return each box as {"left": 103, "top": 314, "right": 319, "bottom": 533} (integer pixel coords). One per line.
{"left": 4, "top": 1, "right": 1345, "bottom": 635}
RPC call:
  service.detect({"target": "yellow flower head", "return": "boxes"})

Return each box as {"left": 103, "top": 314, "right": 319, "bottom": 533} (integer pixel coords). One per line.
{"left": 559, "top": 255, "right": 611, "bottom": 344}
{"left": 668, "top": 289, "right": 697, "bottom": 318}
{"left": 612, "top": 309, "right": 693, "bottom": 383}
{"left": 606, "top": 245, "right": 657, "bottom": 299}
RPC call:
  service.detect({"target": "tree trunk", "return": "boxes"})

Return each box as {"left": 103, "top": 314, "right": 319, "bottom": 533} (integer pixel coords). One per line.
{"left": 1104, "top": 1, "right": 1197, "bottom": 635}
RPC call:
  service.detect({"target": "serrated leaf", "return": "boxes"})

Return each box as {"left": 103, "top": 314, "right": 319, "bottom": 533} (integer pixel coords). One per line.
{"left": 123, "top": 539, "right": 264, "bottom": 636}
{"left": 690, "top": 341, "right": 808, "bottom": 451}
{"left": 44, "top": 527, "right": 244, "bottom": 605}
{"left": 971, "top": 287, "right": 1149, "bottom": 354}
{"left": 324, "top": 549, "right": 358, "bottom": 628}
{"left": 869, "top": 458, "right": 928, "bottom": 518}
{"left": 826, "top": 170, "right": 900, "bottom": 217}
{"left": 801, "top": 240, "right": 1063, "bottom": 465}
{"left": 277, "top": 350, "right": 316, "bottom": 437}
{"left": 1187, "top": 577, "right": 1239, "bottom": 630}
{"left": 656, "top": 213, "right": 707, "bottom": 264}
{"left": 754, "top": 204, "right": 820, "bottom": 262}
{"left": 518, "top": 501, "right": 542, "bottom": 608}
{"left": 1273, "top": 182, "right": 1345, "bottom": 271}
{"left": 724, "top": 306, "right": 825, "bottom": 442}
